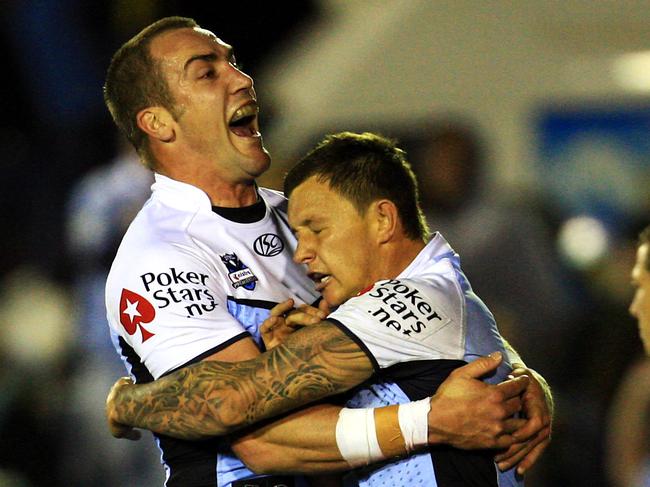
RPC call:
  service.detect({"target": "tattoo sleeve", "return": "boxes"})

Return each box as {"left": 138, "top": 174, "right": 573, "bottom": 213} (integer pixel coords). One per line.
{"left": 114, "top": 322, "right": 372, "bottom": 439}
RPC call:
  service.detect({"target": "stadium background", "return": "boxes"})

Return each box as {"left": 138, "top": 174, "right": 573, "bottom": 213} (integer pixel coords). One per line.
{"left": 1, "top": 1, "right": 649, "bottom": 486}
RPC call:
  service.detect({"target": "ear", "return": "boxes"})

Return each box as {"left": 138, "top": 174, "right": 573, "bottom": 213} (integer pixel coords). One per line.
{"left": 136, "top": 107, "right": 175, "bottom": 143}
{"left": 371, "top": 199, "right": 399, "bottom": 244}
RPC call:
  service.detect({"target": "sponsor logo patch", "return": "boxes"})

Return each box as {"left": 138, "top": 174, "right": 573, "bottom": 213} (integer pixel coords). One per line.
{"left": 220, "top": 252, "right": 258, "bottom": 290}
{"left": 363, "top": 279, "right": 449, "bottom": 338}
{"left": 253, "top": 233, "right": 284, "bottom": 257}
{"left": 120, "top": 288, "right": 156, "bottom": 342}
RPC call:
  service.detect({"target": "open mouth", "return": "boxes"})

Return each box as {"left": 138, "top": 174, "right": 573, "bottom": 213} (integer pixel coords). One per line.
{"left": 308, "top": 272, "right": 331, "bottom": 291}
{"left": 229, "top": 103, "right": 260, "bottom": 137}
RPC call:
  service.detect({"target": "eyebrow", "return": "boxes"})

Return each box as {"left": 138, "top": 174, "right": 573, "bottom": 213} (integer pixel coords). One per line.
{"left": 183, "top": 46, "right": 235, "bottom": 72}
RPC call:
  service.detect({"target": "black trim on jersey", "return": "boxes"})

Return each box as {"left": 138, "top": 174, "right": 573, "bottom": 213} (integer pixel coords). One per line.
{"left": 156, "top": 434, "right": 223, "bottom": 487}
{"left": 118, "top": 336, "right": 154, "bottom": 383}
{"left": 212, "top": 198, "right": 266, "bottom": 223}
{"left": 226, "top": 295, "right": 280, "bottom": 310}
{"left": 378, "top": 359, "right": 466, "bottom": 399}
{"left": 326, "top": 317, "right": 381, "bottom": 372}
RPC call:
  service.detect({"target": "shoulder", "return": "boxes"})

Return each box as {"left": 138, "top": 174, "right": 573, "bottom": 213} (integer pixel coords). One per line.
{"left": 258, "top": 187, "right": 288, "bottom": 211}
{"left": 331, "top": 277, "right": 460, "bottom": 342}
{"left": 106, "top": 205, "right": 218, "bottom": 297}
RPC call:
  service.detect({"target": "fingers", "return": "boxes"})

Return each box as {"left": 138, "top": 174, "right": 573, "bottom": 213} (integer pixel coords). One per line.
{"left": 123, "top": 428, "right": 142, "bottom": 441}
{"left": 110, "top": 423, "right": 142, "bottom": 441}
{"left": 285, "top": 306, "right": 325, "bottom": 327}
{"left": 495, "top": 441, "right": 533, "bottom": 470}
{"left": 318, "top": 298, "right": 331, "bottom": 315}
{"left": 502, "top": 417, "right": 528, "bottom": 434}
{"left": 269, "top": 298, "right": 295, "bottom": 318}
{"left": 510, "top": 411, "right": 549, "bottom": 443}
{"left": 452, "top": 352, "right": 503, "bottom": 379}
{"left": 260, "top": 316, "right": 280, "bottom": 335}
{"left": 495, "top": 430, "right": 550, "bottom": 473}
{"left": 106, "top": 377, "right": 140, "bottom": 441}
{"left": 495, "top": 375, "right": 530, "bottom": 400}
{"left": 513, "top": 437, "right": 550, "bottom": 474}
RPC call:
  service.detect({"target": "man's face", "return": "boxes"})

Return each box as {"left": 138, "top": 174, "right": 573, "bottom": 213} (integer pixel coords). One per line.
{"left": 288, "top": 176, "right": 377, "bottom": 307}
{"left": 630, "top": 242, "right": 650, "bottom": 354}
{"left": 149, "top": 27, "right": 270, "bottom": 180}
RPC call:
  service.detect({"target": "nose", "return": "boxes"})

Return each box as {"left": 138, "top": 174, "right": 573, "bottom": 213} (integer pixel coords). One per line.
{"left": 293, "top": 237, "right": 314, "bottom": 265}
{"left": 229, "top": 63, "right": 254, "bottom": 94}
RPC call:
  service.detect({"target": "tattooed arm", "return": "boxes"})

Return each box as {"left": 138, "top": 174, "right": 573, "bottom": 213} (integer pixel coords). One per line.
{"left": 108, "top": 321, "right": 373, "bottom": 440}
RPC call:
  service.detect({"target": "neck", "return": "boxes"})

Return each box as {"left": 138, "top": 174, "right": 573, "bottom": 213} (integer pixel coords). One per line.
{"left": 156, "top": 155, "right": 259, "bottom": 207}
{"left": 375, "top": 236, "right": 426, "bottom": 282}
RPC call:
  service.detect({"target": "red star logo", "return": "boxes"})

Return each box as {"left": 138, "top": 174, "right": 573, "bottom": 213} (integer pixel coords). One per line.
{"left": 119, "top": 289, "right": 156, "bottom": 342}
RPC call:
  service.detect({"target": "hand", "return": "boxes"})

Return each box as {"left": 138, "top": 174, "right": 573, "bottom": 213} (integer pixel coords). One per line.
{"left": 427, "top": 352, "right": 529, "bottom": 450}
{"left": 106, "top": 376, "right": 141, "bottom": 441}
{"left": 494, "top": 365, "right": 553, "bottom": 475}
{"left": 261, "top": 299, "right": 329, "bottom": 349}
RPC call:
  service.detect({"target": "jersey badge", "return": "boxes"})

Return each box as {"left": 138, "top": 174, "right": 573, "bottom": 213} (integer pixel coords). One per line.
{"left": 220, "top": 252, "right": 258, "bottom": 290}
{"left": 119, "top": 288, "right": 156, "bottom": 342}
{"left": 253, "top": 233, "right": 284, "bottom": 257}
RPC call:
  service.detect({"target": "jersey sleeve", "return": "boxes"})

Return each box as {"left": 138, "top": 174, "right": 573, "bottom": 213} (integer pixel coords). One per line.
{"left": 326, "top": 278, "right": 465, "bottom": 370}
{"left": 106, "top": 244, "right": 250, "bottom": 380}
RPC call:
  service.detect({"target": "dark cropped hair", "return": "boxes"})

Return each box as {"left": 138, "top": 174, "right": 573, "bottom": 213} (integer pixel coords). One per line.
{"left": 640, "top": 225, "right": 650, "bottom": 271}
{"left": 284, "top": 132, "right": 429, "bottom": 241}
{"left": 103, "top": 16, "right": 198, "bottom": 168}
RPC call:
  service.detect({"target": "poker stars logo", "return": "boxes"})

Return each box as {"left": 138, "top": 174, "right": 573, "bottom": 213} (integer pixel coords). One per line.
{"left": 118, "top": 267, "right": 219, "bottom": 342}
{"left": 365, "top": 279, "right": 447, "bottom": 338}
{"left": 120, "top": 288, "right": 156, "bottom": 342}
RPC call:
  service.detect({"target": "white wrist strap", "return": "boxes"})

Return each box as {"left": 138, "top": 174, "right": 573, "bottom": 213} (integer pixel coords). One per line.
{"left": 335, "top": 398, "right": 431, "bottom": 467}
{"left": 335, "top": 407, "right": 383, "bottom": 467}
{"left": 398, "top": 397, "right": 430, "bottom": 453}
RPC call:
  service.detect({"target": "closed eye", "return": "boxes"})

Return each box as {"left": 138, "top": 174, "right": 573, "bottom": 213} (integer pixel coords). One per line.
{"left": 199, "top": 69, "right": 216, "bottom": 79}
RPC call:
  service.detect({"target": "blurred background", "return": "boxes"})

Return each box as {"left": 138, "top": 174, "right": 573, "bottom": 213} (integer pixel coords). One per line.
{"left": 1, "top": 1, "right": 649, "bottom": 486}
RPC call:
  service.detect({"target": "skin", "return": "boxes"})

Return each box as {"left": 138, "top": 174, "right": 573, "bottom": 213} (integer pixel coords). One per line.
{"left": 140, "top": 27, "right": 270, "bottom": 206}
{"left": 630, "top": 243, "right": 650, "bottom": 353}
{"left": 606, "top": 238, "right": 650, "bottom": 486}
{"left": 106, "top": 176, "right": 548, "bottom": 474}
{"left": 105, "top": 23, "right": 551, "bottom": 478}
{"left": 288, "top": 176, "right": 424, "bottom": 307}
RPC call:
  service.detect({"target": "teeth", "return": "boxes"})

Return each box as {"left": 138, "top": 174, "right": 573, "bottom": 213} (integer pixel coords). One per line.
{"left": 231, "top": 104, "right": 258, "bottom": 124}
{"left": 321, "top": 276, "right": 330, "bottom": 283}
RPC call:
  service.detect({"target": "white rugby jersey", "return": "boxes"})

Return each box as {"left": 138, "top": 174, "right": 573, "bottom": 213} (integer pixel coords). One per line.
{"left": 105, "top": 174, "right": 318, "bottom": 487}
{"left": 328, "top": 234, "right": 524, "bottom": 487}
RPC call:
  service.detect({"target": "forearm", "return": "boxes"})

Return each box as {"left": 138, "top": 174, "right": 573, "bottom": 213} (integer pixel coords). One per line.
{"left": 112, "top": 323, "right": 372, "bottom": 439}
{"left": 232, "top": 403, "right": 350, "bottom": 474}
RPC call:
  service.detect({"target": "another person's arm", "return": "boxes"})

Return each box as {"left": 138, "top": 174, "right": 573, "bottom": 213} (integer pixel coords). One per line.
{"left": 606, "top": 357, "right": 650, "bottom": 487}
{"left": 108, "top": 320, "right": 528, "bottom": 447}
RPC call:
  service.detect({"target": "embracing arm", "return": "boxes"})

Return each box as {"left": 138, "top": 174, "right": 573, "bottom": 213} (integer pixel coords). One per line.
{"left": 231, "top": 402, "right": 349, "bottom": 474}
{"left": 108, "top": 321, "right": 373, "bottom": 439}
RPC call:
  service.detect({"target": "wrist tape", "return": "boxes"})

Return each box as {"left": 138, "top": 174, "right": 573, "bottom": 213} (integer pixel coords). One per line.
{"left": 335, "top": 397, "right": 430, "bottom": 467}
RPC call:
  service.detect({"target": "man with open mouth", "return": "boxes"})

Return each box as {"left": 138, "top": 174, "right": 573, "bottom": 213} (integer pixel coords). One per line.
{"left": 103, "top": 17, "right": 551, "bottom": 487}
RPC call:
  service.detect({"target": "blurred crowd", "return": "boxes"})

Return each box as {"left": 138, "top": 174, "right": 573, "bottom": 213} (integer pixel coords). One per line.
{"left": 1, "top": 2, "right": 649, "bottom": 487}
